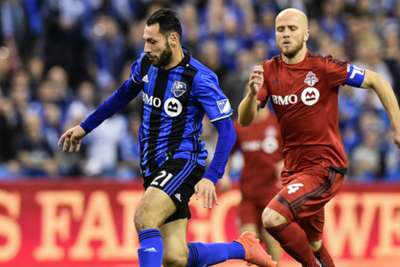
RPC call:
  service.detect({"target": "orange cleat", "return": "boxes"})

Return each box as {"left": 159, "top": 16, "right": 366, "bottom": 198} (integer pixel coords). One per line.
{"left": 235, "top": 231, "right": 277, "bottom": 267}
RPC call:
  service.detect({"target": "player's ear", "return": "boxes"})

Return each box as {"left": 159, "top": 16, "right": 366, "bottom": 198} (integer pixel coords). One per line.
{"left": 304, "top": 28, "right": 310, "bottom": 43}
{"left": 168, "top": 32, "right": 179, "bottom": 48}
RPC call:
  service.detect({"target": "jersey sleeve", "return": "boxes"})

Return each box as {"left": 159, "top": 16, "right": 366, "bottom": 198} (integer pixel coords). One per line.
{"left": 324, "top": 56, "right": 348, "bottom": 88}
{"left": 130, "top": 53, "right": 147, "bottom": 85}
{"left": 193, "top": 71, "right": 233, "bottom": 122}
{"left": 232, "top": 122, "right": 240, "bottom": 152}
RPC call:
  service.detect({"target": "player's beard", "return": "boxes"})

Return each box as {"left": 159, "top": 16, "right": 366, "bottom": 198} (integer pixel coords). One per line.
{"left": 152, "top": 44, "right": 173, "bottom": 68}
{"left": 280, "top": 39, "right": 304, "bottom": 59}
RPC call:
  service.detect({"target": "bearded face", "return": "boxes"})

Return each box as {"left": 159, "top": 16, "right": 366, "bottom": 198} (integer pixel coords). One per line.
{"left": 149, "top": 41, "right": 173, "bottom": 67}
{"left": 278, "top": 34, "right": 305, "bottom": 58}
{"left": 143, "top": 24, "right": 174, "bottom": 67}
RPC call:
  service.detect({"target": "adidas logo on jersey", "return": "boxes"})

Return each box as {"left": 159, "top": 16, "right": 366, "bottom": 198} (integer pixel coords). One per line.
{"left": 174, "top": 193, "right": 182, "bottom": 202}
{"left": 143, "top": 247, "right": 158, "bottom": 253}
{"left": 142, "top": 74, "right": 149, "bottom": 83}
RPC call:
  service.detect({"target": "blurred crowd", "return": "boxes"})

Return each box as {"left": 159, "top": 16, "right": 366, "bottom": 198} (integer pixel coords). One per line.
{"left": 0, "top": 0, "right": 399, "bottom": 182}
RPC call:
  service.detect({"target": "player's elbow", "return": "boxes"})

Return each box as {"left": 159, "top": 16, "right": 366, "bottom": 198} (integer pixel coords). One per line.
{"left": 363, "top": 70, "right": 387, "bottom": 90}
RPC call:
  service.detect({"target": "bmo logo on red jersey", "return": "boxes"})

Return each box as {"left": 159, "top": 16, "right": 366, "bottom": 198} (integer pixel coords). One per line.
{"left": 301, "top": 87, "right": 320, "bottom": 106}
{"left": 272, "top": 71, "right": 321, "bottom": 106}
{"left": 271, "top": 87, "right": 320, "bottom": 106}
{"left": 271, "top": 94, "right": 298, "bottom": 106}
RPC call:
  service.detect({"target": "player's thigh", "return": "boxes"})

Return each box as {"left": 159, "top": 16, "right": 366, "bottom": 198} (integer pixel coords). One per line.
{"left": 298, "top": 207, "right": 325, "bottom": 243}
{"left": 136, "top": 159, "right": 203, "bottom": 229}
{"left": 267, "top": 167, "right": 344, "bottom": 222}
{"left": 149, "top": 159, "right": 203, "bottom": 225}
{"left": 134, "top": 186, "right": 176, "bottom": 230}
{"left": 161, "top": 218, "right": 189, "bottom": 266}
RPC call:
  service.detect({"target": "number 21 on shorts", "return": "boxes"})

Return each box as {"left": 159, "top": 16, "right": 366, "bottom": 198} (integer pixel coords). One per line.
{"left": 151, "top": 170, "right": 173, "bottom": 187}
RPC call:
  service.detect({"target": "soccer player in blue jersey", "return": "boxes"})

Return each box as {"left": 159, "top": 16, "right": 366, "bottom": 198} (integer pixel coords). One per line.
{"left": 59, "top": 9, "right": 276, "bottom": 267}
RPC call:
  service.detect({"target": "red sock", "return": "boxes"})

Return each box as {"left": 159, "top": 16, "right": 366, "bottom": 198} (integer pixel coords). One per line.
{"left": 267, "top": 223, "right": 320, "bottom": 267}
{"left": 314, "top": 244, "right": 335, "bottom": 267}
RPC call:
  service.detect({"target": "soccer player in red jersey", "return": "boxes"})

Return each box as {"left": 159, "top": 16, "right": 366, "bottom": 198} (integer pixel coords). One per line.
{"left": 221, "top": 107, "right": 283, "bottom": 263}
{"left": 238, "top": 8, "right": 400, "bottom": 267}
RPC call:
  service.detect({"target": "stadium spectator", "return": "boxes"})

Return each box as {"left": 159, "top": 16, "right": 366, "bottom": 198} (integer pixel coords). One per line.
{"left": 17, "top": 111, "right": 58, "bottom": 177}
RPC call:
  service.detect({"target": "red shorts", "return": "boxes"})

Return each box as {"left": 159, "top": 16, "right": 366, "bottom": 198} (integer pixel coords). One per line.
{"left": 267, "top": 166, "right": 345, "bottom": 241}
{"left": 238, "top": 190, "right": 277, "bottom": 227}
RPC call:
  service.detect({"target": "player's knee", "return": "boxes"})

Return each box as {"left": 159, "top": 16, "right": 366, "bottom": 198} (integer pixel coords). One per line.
{"left": 163, "top": 251, "right": 188, "bottom": 267}
{"left": 134, "top": 204, "right": 159, "bottom": 231}
{"left": 262, "top": 207, "right": 288, "bottom": 228}
{"left": 309, "top": 240, "right": 322, "bottom": 252}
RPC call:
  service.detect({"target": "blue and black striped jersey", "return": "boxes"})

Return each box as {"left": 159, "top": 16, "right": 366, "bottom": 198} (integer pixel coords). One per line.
{"left": 130, "top": 52, "right": 233, "bottom": 176}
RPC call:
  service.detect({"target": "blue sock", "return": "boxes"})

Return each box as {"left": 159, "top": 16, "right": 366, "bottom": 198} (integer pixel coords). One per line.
{"left": 187, "top": 242, "right": 245, "bottom": 267}
{"left": 137, "top": 229, "right": 163, "bottom": 267}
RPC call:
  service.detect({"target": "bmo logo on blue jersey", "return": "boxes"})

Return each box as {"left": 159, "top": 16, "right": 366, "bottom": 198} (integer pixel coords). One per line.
{"left": 143, "top": 92, "right": 162, "bottom": 108}
{"left": 164, "top": 98, "right": 183, "bottom": 117}
{"left": 143, "top": 93, "right": 183, "bottom": 117}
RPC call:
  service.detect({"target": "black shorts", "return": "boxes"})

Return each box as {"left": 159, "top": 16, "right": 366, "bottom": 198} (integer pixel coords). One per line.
{"left": 143, "top": 158, "right": 204, "bottom": 223}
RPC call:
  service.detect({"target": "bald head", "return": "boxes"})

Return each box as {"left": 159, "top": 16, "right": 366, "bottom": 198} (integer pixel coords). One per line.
{"left": 276, "top": 8, "right": 308, "bottom": 30}
{"left": 274, "top": 8, "right": 309, "bottom": 61}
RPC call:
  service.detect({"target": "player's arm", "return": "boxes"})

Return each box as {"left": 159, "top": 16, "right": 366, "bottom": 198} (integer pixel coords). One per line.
{"left": 196, "top": 118, "right": 236, "bottom": 207}
{"left": 219, "top": 128, "right": 240, "bottom": 192}
{"left": 356, "top": 67, "right": 400, "bottom": 147}
{"left": 219, "top": 153, "right": 234, "bottom": 192}
{"left": 58, "top": 78, "right": 142, "bottom": 152}
{"left": 238, "top": 65, "right": 264, "bottom": 126}
{"left": 58, "top": 55, "right": 146, "bottom": 152}
{"left": 79, "top": 78, "right": 142, "bottom": 134}
{"left": 204, "top": 118, "right": 237, "bottom": 183}
{"left": 192, "top": 71, "right": 237, "bottom": 208}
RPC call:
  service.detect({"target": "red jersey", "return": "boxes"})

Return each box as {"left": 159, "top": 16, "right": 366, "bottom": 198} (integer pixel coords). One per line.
{"left": 257, "top": 52, "right": 348, "bottom": 172}
{"left": 234, "top": 114, "right": 282, "bottom": 196}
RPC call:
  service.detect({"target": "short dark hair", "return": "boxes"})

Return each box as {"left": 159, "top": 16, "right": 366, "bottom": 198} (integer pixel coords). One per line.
{"left": 146, "top": 9, "right": 182, "bottom": 39}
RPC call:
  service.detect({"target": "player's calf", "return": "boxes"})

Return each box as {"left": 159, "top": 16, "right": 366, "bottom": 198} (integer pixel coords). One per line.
{"left": 263, "top": 203, "right": 320, "bottom": 266}
{"left": 135, "top": 187, "right": 177, "bottom": 267}
{"left": 313, "top": 243, "right": 335, "bottom": 267}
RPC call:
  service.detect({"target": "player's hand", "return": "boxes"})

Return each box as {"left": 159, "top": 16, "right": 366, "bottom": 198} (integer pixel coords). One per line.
{"left": 58, "top": 125, "right": 86, "bottom": 152}
{"left": 393, "top": 128, "right": 400, "bottom": 148}
{"left": 195, "top": 178, "right": 218, "bottom": 208}
{"left": 248, "top": 65, "right": 264, "bottom": 96}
